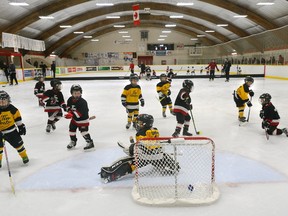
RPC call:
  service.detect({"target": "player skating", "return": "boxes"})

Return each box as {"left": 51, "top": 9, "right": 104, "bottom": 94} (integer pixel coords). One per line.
{"left": 65, "top": 84, "right": 95, "bottom": 151}
{"left": 156, "top": 74, "right": 174, "bottom": 117}
{"left": 233, "top": 76, "right": 254, "bottom": 123}
{"left": 172, "top": 80, "right": 194, "bottom": 137}
{"left": 100, "top": 114, "right": 179, "bottom": 183}
{"left": 0, "top": 91, "right": 28, "bottom": 168}
{"left": 145, "top": 65, "right": 152, "bottom": 81}
{"left": 42, "top": 79, "right": 67, "bottom": 133}
{"left": 259, "top": 93, "right": 288, "bottom": 137}
{"left": 121, "top": 74, "right": 145, "bottom": 129}
{"left": 34, "top": 74, "right": 45, "bottom": 106}
{"left": 167, "top": 68, "right": 176, "bottom": 83}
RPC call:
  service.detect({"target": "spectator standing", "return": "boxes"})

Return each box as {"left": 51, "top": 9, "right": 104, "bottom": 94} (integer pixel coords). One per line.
{"left": 2, "top": 62, "right": 9, "bottom": 83}
{"left": 51, "top": 61, "right": 56, "bottom": 78}
{"left": 129, "top": 61, "right": 135, "bottom": 74}
{"left": 9, "top": 62, "right": 18, "bottom": 85}
{"left": 40, "top": 62, "right": 47, "bottom": 77}
{"left": 206, "top": 59, "right": 219, "bottom": 81}
{"left": 223, "top": 58, "right": 232, "bottom": 82}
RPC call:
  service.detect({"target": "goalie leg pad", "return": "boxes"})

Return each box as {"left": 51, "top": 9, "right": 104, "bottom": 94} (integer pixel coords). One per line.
{"left": 100, "top": 156, "right": 134, "bottom": 183}
{"left": 151, "top": 153, "right": 180, "bottom": 174}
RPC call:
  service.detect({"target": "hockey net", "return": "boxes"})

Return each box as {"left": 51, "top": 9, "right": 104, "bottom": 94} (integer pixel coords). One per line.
{"left": 132, "top": 137, "right": 219, "bottom": 205}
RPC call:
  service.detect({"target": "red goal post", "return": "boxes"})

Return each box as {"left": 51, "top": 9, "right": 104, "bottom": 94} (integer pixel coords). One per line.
{"left": 132, "top": 137, "right": 219, "bottom": 205}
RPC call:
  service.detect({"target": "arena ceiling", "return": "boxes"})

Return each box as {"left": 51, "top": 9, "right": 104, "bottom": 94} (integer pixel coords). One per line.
{"left": 0, "top": 0, "right": 287, "bottom": 57}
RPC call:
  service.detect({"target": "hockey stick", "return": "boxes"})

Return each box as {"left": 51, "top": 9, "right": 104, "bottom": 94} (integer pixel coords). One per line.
{"left": 3, "top": 142, "right": 16, "bottom": 195}
{"left": 189, "top": 110, "right": 201, "bottom": 135}
{"left": 265, "top": 129, "right": 269, "bottom": 140}
{"left": 247, "top": 96, "right": 252, "bottom": 122}
{"left": 89, "top": 115, "right": 96, "bottom": 120}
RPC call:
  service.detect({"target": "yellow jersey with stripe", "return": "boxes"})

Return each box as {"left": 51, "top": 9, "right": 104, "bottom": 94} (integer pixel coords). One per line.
{"left": 236, "top": 83, "right": 250, "bottom": 103}
{"left": 121, "top": 84, "right": 144, "bottom": 109}
{"left": 0, "top": 104, "right": 22, "bottom": 134}
{"left": 156, "top": 81, "right": 171, "bottom": 97}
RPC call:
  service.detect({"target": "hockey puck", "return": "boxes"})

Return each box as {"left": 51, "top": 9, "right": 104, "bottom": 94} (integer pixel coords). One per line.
{"left": 188, "top": 184, "right": 194, "bottom": 192}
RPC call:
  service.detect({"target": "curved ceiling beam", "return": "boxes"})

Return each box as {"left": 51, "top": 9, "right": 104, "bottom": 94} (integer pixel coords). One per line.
{"left": 0, "top": 0, "right": 89, "bottom": 33}
{"left": 58, "top": 23, "right": 215, "bottom": 58}
{"left": 201, "top": 0, "right": 278, "bottom": 30}
{"left": 44, "top": 14, "right": 228, "bottom": 56}
{"left": 36, "top": 2, "right": 249, "bottom": 42}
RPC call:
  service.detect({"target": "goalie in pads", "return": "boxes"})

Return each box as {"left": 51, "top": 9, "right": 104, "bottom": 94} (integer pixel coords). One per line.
{"left": 100, "top": 114, "right": 180, "bottom": 183}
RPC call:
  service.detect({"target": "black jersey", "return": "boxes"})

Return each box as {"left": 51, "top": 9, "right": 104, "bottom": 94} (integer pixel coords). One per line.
{"left": 42, "top": 89, "right": 65, "bottom": 112}
{"left": 67, "top": 97, "right": 89, "bottom": 126}
{"left": 262, "top": 102, "right": 280, "bottom": 126}
{"left": 34, "top": 81, "right": 45, "bottom": 95}
{"left": 174, "top": 88, "right": 191, "bottom": 115}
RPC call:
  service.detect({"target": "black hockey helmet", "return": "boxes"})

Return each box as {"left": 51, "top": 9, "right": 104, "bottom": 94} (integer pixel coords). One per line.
{"left": 136, "top": 114, "right": 154, "bottom": 130}
{"left": 70, "top": 84, "right": 82, "bottom": 94}
{"left": 50, "top": 79, "right": 62, "bottom": 90}
{"left": 0, "top": 90, "right": 11, "bottom": 109}
{"left": 182, "top": 80, "right": 194, "bottom": 92}
{"left": 244, "top": 76, "right": 254, "bottom": 84}
{"left": 129, "top": 74, "right": 139, "bottom": 82}
{"left": 159, "top": 73, "right": 167, "bottom": 80}
{"left": 259, "top": 93, "right": 271, "bottom": 105}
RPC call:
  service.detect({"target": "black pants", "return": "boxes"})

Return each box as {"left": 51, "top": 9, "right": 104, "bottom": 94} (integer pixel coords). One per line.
{"left": 225, "top": 70, "right": 230, "bottom": 81}
{"left": 10, "top": 73, "right": 18, "bottom": 85}
{"left": 69, "top": 122, "right": 91, "bottom": 142}
{"left": 209, "top": 70, "right": 215, "bottom": 80}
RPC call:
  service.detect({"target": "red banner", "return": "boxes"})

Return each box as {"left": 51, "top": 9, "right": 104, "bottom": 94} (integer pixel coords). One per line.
{"left": 133, "top": 4, "right": 140, "bottom": 26}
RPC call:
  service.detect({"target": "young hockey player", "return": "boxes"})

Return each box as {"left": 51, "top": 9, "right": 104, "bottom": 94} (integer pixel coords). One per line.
{"left": 233, "top": 76, "right": 254, "bottom": 122}
{"left": 65, "top": 84, "right": 94, "bottom": 150}
{"left": 0, "top": 91, "right": 28, "bottom": 168}
{"left": 145, "top": 65, "right": 152, "bottom": 81}
{"left": 191, "top": 66, "right": 196, "bottom": 75}
{"left": 100, "top": 114, "right": 179, "bottom": 183}
{"left": 167, "top": 68, "right": 176, "bottom": 83}
{"left": 121, "top": 74, "right": 145, "bottom": 129}
{"left": 259, "top": 93, "right": 288, "bottom": 136}
{"left": 156, "top": 73, "right": 174, "bottom": 117}
{"left": 34, "top": 74, "right": 45, "bottom": 106}
{"left": 42, "top": 79, "right": 67, "bottom": 133}
{"left": 186, "top": 66, "right": 190, "bottom": 75}
{"left": 172, "top": 80, "right": 194, "bottom": 137}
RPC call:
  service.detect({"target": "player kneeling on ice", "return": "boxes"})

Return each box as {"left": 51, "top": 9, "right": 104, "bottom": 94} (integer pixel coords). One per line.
{"left": 233, "top": 76, "right": 254, "bottom": 122}
{"left": 65, "top": 84, "right": 94, "bottom": 151}
{"left": 156, "top": 73, "right": 174, "bottom": 117}
{"left": 172, "top": 80, "right": 194, "bottom": 137}
{"left": 259, "top": 93, "right": 288, "bottom": 136}
{"left": 42, "top": 79, "right": 67, "bottom": 133}
{"left": 0, "top": 91, "right": 28, "bottom": 168}
{"left": 34, "top": 74, "right": 45, "bottom": 106}
{"left": 100, "top": 114, "right": 180, "bottom": 183}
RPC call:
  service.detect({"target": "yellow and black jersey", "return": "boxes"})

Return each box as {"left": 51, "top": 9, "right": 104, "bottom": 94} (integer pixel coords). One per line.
{"left": 136, "top": 127, "right": 159, "bottom": 141}
{"left": 235, "top": 83, "right": 250, "bottom": 103}
{"left": 0, "top": 104, "right": 22, "bottom": 134}
{"left": 121, "top": 84, "right": 144, "bottom": 109}
{"left": 156, "top": 81, "right": 171, "bottom": 96}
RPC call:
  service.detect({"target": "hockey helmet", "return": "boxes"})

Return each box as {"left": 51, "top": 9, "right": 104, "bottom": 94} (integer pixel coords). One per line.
{"left": 159, "top": 73, "right": 167, "bottom": 81}
{"left": 182, "top": 80, "right": 194, "bottom": 92}
{"left": 136, "top": 114, "right": 154, "bottom": 131}
{"left": 70, "top": 84, "right": 82, "bottom": 94}
{"left": 0, "top": 91, "right": 11, "bottom": 109}
{"left": 259, "top": 93, "right": 271, "bottom": 105}
{"left": 244, "top": 76, "right": 254, "bottom": 84}
{"left": 50, "top": 79, "right": 62, "bottom": 90}
{"left": 129, "top": 74, "right": 139, "bottom": 82}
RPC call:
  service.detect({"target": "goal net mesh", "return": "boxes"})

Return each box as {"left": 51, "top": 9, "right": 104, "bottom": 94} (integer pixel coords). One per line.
{"left": 132, "top": 137, "right": 219, "bottom": 205}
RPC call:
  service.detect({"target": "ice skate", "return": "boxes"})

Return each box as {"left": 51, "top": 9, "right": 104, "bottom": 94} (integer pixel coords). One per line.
{"left": 183, "top": 126, "right": 193, "bottom": 136}
{"left": 162, "top": 112, "right": 166, "bottom": 118}
{"left": 46, "top": 124, "right": 52, "bottom": 133}
{"left": 22, "top": 156, "right": 29, "bottom": 164}
{"left": 84, "top": 140, "right": 94, "bottom": 151}
{"left": 282, "top": 128, "right": 288, "bottom": 137}
{"left": 238, "top": 117, "right": 246, "bottom": 122}
{"left": 172, "top": 128, "right": 181, "bottom": 138}
{"left": 0, "top": 160, "right": 2, "bottom": 168}
{"left": 67, "top": 140, "right": 77, "bottom": 149}
{"left": 51, "top": 122, "right": 56, "bottom": 130}
{"left": 126, "top": 122, "right": 131, "bottom": 129}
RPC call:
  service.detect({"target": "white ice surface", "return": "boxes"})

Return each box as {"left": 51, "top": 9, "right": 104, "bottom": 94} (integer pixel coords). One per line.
{"left": 1, "top": 75, "right": 288, "bottom": 216}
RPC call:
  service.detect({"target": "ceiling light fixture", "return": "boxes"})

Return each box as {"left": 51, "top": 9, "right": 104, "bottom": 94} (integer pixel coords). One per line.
{"left": 9, "top": 2, "right": 29, "bottom": 6}
{"left": 83, "top": 36, "right": 93, "bottom": 38}
{"left": 256, "top": 2, "right": 275, "bottom": 5}
{"left": 159, "top": 35, "right": 168, "bottom": 37}
{"left": 114, "top": 25, "right": 125, "bottom": 28}
{"left": 233, "top": 15, "right": 248, "bottom": 18}
{"left": 165, "top": 24, "right": 177, "bottom": 27}
{"left": 122, "top": 35, "right": 131, "bottom": 38}
{"left": 106, "top": 16, "right": 120, "bottom": 19}
{"left": 217, "top": 24, "right": 229, "bottom": 27}
{"left": 118, "top": 31, "right": 129, "bottom": 34}
{"left": 60, "top": 25, "right": 72, "bottom": 28}
{"left": 190, "top": 38, "right": 198, "bottom": 40}
{"left": 177, "top": 3, "right": 194, "bottom": 6}
{"left": 125, "top": 39, "right": 133, "bottom": 41}
{"left": 96, "top": 3, "right": 114, "bottom": 6}
{"left": 74, "top": 31, "right": 84, "bottom": 34}
{"left": 205, "top": 30, "right": 215, "bottom": 33}
{"left": 197, "top": 34, "right": 205, "bottom": 37}
{"left": 158, "top": 39, "right": 165, "bottom": 41}
{"left": 170, "top": 15, "right": 184, "bottom": 18}
{"left": 39, "top": 16, "right": 54, "bottom": 19}
{"left": 162, "top": 30, "right": 171, "bottom": 33}
{"left": 91, "top": 39, "right": 100, "bottom": 42}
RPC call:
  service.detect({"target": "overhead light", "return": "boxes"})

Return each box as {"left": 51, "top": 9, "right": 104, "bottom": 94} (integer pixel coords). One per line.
{"left": 9, "top": 2, "right": 29, "bottom": 6}
{"left": 197, "top": 34, "right": 205, "bottom": 37}
{"left": 96, "top": 3, "right": 114, "bottom": 6}
{"left": 190, "top": 38, "right": 198, "bottom": 41}
{"left": 114, "top": 25, "right": 125, "bottom": 28}
{"left": 205, "top": 30, "right": 215, "bottom": 33}
{"left": 162, "top": 30, "right": 171, "bottom": 33}
{"left": 91, "top": 39, "right": 99, "bottom": 42}
{"left": 233, "top": 15, "right": 248, "bottom": 18}
{"left": 60, "top": 25, "right": 72, "bottom": 28}
{"left": 118, "top": 31, "right": 129, "bottom": 34}
{"left": 49, "top": 54, "right": 57, "bottom": 57}
{"left": 159, "top": 35, "right": 168, "bottom": 37}
{"left": 122, "top": 35, "right": 131, "bottom": 38}
{"left": 256, "top": 2, "right": 275, "bottom": 5}
{"left": 74, "top": 31, "right": 84, "bottom": 34}
{"left": 158, "top": 39, "right": 165, "bottom": 41}
{"left": 177, "top": 3, "right": 194, "bottom": 6}
{"left": 39, "top": 16, "right": 54, "bottom": 19}
{"left": 125, "top": 39, "right": 133, "bottom": 41}
{"left": 217, "top": 24, "right": 229, "bottom": 27}
{"left": 170, "top": 15, "right": 184, "bottom": 18}
{"left": 165, "top": 24, "right": 177, "bottom": 27}
{"left": 83, "top": 36, "right": 93, "bottom": 38}
{"left": 231, "top": 52, "right": 238, "bottom": 55}
{"left": 106, "top": 16, "right": 120, "bottom": 19}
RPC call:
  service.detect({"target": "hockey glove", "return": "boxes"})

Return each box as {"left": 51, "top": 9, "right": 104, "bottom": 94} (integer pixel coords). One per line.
{"left": 249, "top": 90, "right": 254, "bottom": 97}
{"left": 122, "top": 102, "right": 127, "bottom": 108}
{"left": 18, "top": 124, "right": 26, "bottom": 135}
{"left": 262, "top": 120, "right": 270, "bottom": 129}
{"left": 168, "top": 90, "right": 171, "bottom": 96}
{"left": 64, "top": 112, "right": 73, "bottom": 119}
{"left": 247, "top": 100, "right": 253, "bottom": 107}
{"left": 259, "top": 110, "right": 264, "bottom": 119}
{"left": 140, "top": 100, "right": 145, "bottom": 107}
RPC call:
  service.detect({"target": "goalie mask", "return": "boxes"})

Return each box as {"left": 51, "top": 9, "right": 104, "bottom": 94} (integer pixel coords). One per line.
{"left": 136, "top": 114, "right": 154, "bottom": 131}
{"left": 0, "top": 91, "right": 11, "bottom": 109}
{"left": 259, "top": 93, "right": 271, "bottom": 105}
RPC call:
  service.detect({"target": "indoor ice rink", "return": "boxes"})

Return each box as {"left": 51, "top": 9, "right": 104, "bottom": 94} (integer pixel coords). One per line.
{"left": 0, "top": 0, "right": 288, "bottom": 215}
